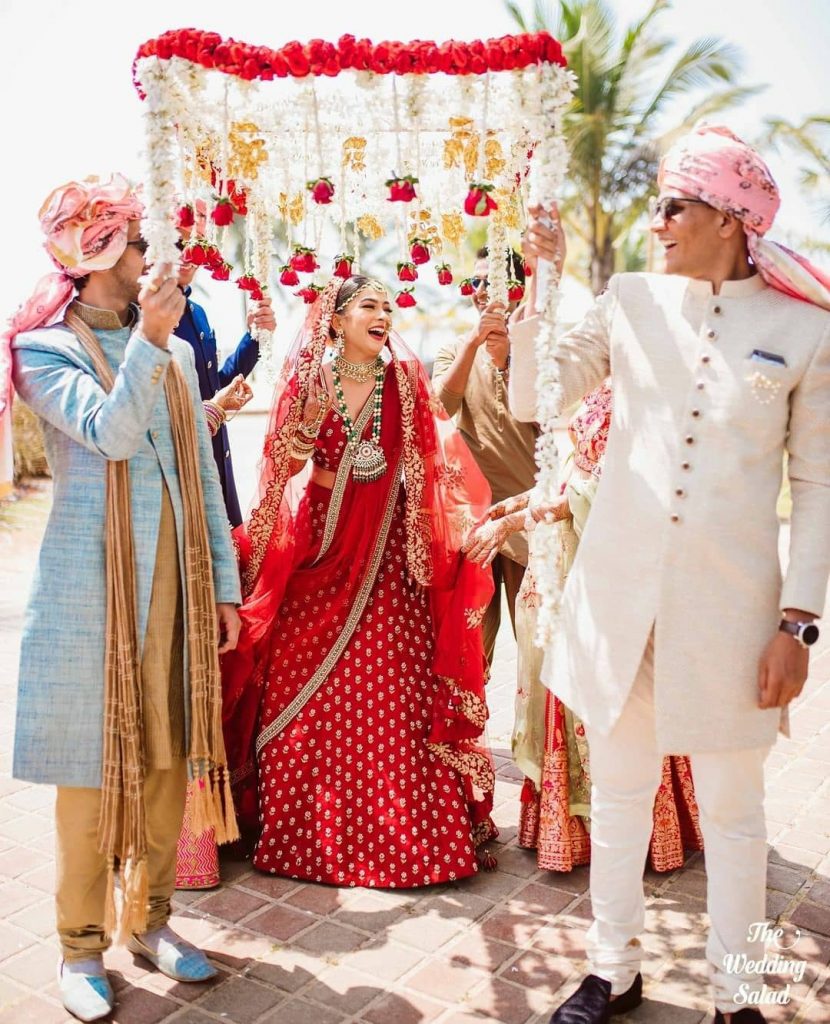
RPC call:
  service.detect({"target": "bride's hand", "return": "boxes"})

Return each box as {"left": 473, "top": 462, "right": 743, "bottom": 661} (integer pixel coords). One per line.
{"left": 487, "top": 493, "right": 530, "bottom": 521}
{"left": 301, "top": 387, "right": 331, "bottom": 431}
{"left": 464, "top": 512, "right": 524, "bottom": 566}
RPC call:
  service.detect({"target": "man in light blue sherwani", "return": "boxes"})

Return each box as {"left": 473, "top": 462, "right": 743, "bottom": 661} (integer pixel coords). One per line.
{"left": 9, "top": 175, "right": 242, "bottom": 1022}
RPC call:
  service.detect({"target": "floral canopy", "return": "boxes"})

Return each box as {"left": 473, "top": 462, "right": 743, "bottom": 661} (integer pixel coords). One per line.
{"left": 133, "top": 27, "right": 574, "bottom": 638}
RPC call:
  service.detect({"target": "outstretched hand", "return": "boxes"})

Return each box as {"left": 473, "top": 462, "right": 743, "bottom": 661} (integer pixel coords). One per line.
{"left": 215, "top": 374, "right": 254, "bottom": 415}
{"left": 757, "top": 632, "right": 809, "bottom": 709}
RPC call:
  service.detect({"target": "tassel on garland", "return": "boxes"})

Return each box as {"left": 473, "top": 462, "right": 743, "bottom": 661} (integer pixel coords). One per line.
{"left": 186, "top": 764, "right": 240, "bottom": 846}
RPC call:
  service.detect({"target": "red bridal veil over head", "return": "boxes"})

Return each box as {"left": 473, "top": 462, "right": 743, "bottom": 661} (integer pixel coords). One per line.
{"left": 222, "top": 276, "right": 498, "bottom": 843}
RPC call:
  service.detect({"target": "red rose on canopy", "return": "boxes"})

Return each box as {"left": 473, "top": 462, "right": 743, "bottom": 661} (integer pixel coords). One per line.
{"left": 211, "top": 261, "right": 232, "bottom": 282}
{"left": 333, "top": 253, "right": 354, "bottom": 279}
{"left": 409, "top": 238, "right": 431, "bottom": 265}
{"left": 289, "top": 245, "right": 318, "bottom": 273}
{"left": 237, "top": 274, "right": 261, "bottom": 292}
{"left": 307, "top": 176, "right": 335, "bottom": 205}
{"left": 436, "top": 264, "right": 453, "bottom": 286}
{"left": 297, "top": 284, "right": 323, "bottom": 304}
{"left": 507, "top": 279, "right": 525, "bottom": 302}
{"left": 204, "top": 245, "right": 224, "bottom": 271}
{"left": 397, "top": 261, "right": 418, "bottom": 283}
{"left": 464, "top": 182, "right": 498, "bottom": 217}
{"left": 459, "top": 278, "right": 475, "bottom": 296}
{"left": 385, "top": 174, "right": 418, "bottom": 203}
{"left": 211, "top": 197, "right": 235, "bottom": 226}
{"left": 182, "top": 241, "right": 209, "bottom": 267}
{"left": 395, "top": 287, "right": 417, "bottom": 308}
{"left": 176, "top": 204, "right": 195, "bottom": 229}
{"left": 279, "top": 265, "right": 300, "bottom": 286}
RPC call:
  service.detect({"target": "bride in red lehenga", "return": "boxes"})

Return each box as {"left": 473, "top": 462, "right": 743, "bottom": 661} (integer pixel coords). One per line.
{"left": 220, "top": 275, "right": 498, "bottom": 888}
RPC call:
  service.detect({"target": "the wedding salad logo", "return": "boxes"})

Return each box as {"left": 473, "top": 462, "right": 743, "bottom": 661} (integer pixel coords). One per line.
{"left": 724, "top": 922, "right": 806, "bottom": 1006}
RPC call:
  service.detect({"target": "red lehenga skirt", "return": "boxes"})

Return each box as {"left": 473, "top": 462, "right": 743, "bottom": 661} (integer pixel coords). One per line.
{"left": 175, "top": 793, "right": 219, "bottom": 890}
{"left": 252, "top": 483, "right": 480, "bottom": 887}
{"left": 518, "top": 691, "right": 703, "bottom": 872}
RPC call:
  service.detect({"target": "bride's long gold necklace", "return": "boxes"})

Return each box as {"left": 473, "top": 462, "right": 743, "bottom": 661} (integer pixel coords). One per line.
{"left": 333, "top": 354, "right": 384, "bottom": 384}
{"left": 332, "top": 356, "right": 387, "bottom": 482}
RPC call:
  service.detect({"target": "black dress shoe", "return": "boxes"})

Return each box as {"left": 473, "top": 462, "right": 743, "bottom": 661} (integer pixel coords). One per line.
{"left": 713, "top": 1010, "right": 767, "bottom": 1023}
{"left": 550, "top": 972, "right": 643, "bottom": 1023}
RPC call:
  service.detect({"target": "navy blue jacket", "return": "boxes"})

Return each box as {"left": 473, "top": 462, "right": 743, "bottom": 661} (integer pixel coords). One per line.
{"left": 174, "top": 290, "right": 259, "bottom": 526}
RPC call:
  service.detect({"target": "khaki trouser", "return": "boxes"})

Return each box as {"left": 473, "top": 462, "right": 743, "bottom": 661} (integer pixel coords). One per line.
{"left": 55, "top": 486, "right": 187, "bottom": 961}
{"left": 55, "top": 761, "right": 188, "bottom": 960}
{"left": 483, "top": 553, "right": 526, "bottom": 666}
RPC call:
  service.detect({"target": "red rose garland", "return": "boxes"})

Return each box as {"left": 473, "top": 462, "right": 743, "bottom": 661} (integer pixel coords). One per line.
{"left": 133, "top": 30, "right": 566, "bottom": 96}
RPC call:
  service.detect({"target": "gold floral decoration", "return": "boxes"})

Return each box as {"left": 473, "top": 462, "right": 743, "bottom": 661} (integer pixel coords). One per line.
{"left": 342, "top": 137, "right": 367, "bottom": 172}
{"left": 440, "top": 212, "right": 465, "bottom": 250}
{"left": 277, "top": 192, "right": 306, "bottom": 226}
{"left": 228, "top": 121, "right": 269, "bottom": 180}
{"left": 357, "top": 214, "right": 384, "bottom": 240}
{"left": 483, "top": 135, "right": 506, "bottom": 179}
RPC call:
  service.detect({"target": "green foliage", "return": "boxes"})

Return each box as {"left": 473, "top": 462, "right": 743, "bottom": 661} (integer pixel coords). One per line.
{"left": 506, "top": 0, "right": 758, "bottom": 292}
{"left": 763, "top": 115, "right": 830, "bottom": 225}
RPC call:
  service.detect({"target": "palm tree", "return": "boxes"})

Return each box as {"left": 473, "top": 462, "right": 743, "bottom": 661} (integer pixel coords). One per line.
{"left": 506, "top": 0, "right": 761, "bottom": 292}
{"left": 762, "top": 115, "right": 830, "bottom": 226}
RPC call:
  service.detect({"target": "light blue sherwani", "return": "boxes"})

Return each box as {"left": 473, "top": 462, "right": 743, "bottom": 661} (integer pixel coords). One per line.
{"left": 11, "top": 306, "right": 242, "bottom": 788}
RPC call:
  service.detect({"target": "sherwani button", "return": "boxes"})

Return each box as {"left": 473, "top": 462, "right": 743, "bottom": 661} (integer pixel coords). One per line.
{"left": 696, "top": 382, "right": 705, "bottom": 390}
{"left": 675, "top": 488, "right": 685, "bottom": 497}
{"left": 707, "top": 329, "right": 717, "bottom": 339}
{"left": 713, "top": 305, "right": 722, "bottom": 314}
{"left": 671, "top": 513, "right": 681, "bottom": 523}
{"left": 225, "top": 450, "right": 230, "bottom": 458}
{"left": 701, "top": 355, "right": 711, "bottom": 364}
{"left": 691, "top": 409, "right": 701, "bottom": 418}
{"left": 682, "top": 461, "right": 691, "bottom": 470}
{"left": 207, "top": 360, "right": 213, "bottom": 368}
{"left": 685, "top": 435, "right": 695, "bottom": 445}
{"left": 199, "top": 331, "right": 205, "bottom": 340}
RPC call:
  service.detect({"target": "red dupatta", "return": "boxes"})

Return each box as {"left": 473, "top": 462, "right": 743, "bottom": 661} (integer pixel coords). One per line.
{"left": 222, "top": 278, "right": 497, "bottom": 844}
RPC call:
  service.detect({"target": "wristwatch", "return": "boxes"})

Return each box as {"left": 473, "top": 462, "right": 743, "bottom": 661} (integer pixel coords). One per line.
{"left": 779, "top": 619, "right": 820, "bottom": 648}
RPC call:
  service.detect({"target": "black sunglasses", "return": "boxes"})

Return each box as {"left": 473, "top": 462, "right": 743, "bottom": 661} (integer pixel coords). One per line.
{"left": 470, "top": 276, "right": 489, "bottom": 290}
{"left": 652, "top": 197, "right": 709, "bottom": 223}
{"left": 126, "top": 238, "right": 149, "bottom": 255}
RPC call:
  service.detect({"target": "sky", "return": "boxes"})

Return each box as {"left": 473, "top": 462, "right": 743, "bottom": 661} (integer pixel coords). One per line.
{"left": 0, "top": 0, "right": 827, "bottom": 346}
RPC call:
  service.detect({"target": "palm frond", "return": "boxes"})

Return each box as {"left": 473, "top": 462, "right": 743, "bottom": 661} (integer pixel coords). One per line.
{"left": 639, "top": 37, "right": 743, "bottom": 125}
{"left": 504, "top": 1, "right": 530, "bottom": 31}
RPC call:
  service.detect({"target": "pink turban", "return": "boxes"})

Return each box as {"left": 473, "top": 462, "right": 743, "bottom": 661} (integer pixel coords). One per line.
{"left": 659, "top": 125, "right": 830, "bottom": 311}
{"left": 0, "top": 174, "right": 143, "bottom": 419}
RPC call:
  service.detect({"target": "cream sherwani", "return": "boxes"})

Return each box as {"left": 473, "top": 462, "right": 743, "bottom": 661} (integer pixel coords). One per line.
{"left": 510, "top": 272, "right": 830, "bottom": 754}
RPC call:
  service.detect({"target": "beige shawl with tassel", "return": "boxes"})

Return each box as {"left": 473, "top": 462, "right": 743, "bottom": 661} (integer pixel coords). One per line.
{"left": 64, "top": 306, "right": 239, "bottom": 941}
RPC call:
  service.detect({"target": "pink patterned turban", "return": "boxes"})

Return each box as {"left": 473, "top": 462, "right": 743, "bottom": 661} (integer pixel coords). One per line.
{"left": 658, "top": 125, "right": 830, "bottom": 310}
{"left": 1, "top": 174, "right": 143, "bottom": 418}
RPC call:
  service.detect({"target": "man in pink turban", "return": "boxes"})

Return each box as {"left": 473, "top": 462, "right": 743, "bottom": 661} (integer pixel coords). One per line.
{"left": 9, "top": 176, "right": 242, "bottom": 1022}
{"left": 510, "top": 126, "right": 830, "bottom": 1024}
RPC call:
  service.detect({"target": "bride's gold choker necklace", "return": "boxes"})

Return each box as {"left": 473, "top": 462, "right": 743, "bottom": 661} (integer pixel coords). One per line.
{"left": 334, "top": 354, "right": 384, "bottom": 383}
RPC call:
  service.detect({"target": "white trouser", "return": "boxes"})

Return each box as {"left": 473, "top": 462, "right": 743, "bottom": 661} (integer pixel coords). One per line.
{"left": 584, "top": 635, "right": 770, "bottom": 1012}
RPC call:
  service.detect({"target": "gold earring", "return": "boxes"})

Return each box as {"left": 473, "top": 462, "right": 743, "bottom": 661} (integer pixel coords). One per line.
{"left": 335, "top": 327, "right": 345, "bottom": 354}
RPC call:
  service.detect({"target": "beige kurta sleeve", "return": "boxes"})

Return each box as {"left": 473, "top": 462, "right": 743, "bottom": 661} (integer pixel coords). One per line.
{"left": 508, "top": 279, "right": 616, "bottom": 421}
{"left": 431, "top": 342, "right": 463, "bottom": 417}
{"left": 780, "top": 319, "right": 830, "bottom": 616}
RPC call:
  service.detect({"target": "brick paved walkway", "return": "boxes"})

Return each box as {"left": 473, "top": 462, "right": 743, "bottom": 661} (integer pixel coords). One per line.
{"left": 1, "top": 481, "right": 828, "bottom": 1024}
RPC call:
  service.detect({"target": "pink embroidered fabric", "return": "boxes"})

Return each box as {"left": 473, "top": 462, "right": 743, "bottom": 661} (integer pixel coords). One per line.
{"left": 569, "top": 381, "right": 612, "bottom": 479}
{"left": 658, "top": 125, "right": 830, "bottom": 310}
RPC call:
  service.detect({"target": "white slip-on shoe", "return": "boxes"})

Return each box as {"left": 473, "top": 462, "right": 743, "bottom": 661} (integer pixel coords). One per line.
{"left": 58, "top": 956, "right": 114, "bottom": 1022}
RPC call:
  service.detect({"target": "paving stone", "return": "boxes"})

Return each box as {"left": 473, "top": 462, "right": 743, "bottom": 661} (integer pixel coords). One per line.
{"left": 445, "top": 931, "right": 517, "bottom": 972}
{"left": 236, "top": 872, "right": 300, "bottom": 900}
{"left": 767, "top": 863, "right": 812, "bottom": 895}
{"left": 0, "top": 940, "right": 61, "bottom": 990}
{"left": 463, "top": 976, "right": 537, "bottom": 1024}
{"left": 245, "top": 948, "right": 322, "bottom": 992}
{"left": 0, "top": 995, "right": 70, "bottom": 1023}
{"left": 107, "top": 984, "right": 181, "bottom": 1023}
{"left": 259, "top": 998, "right": 346, "bottom": 1024}
{"left": 194, "top": 975, "right": 284, "bottom": 1022}
{"left": 244, "top": 903, "right": 316, "bottom": 942}
{"left": 407, "top": 958, "right": 489, "bottom": 1003}
{"left": 302, "top": 965, "right": 383, "bottom": 1015}
{"left": 294, "top": 920, "right": 368, "bottom": 955}
{"left": 331, "top": 892, "right": 409, "bottom": 932}
{"left": 284, "top": 883, "right": 346, "bottom": 916}
{"left": 361, "top": 987, "right": 447, "bottom": 1024}
{"left": 341, "top": 940, "right": 424, "bottom": 983}
{"left": 788, "top": 899, "right": 830, "bottom": 937}
{"left": 197, "top": 887, "right": 267, "bottom": 924}
{"left": 0, "top": 923, "right": 36, "bottom": 964}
